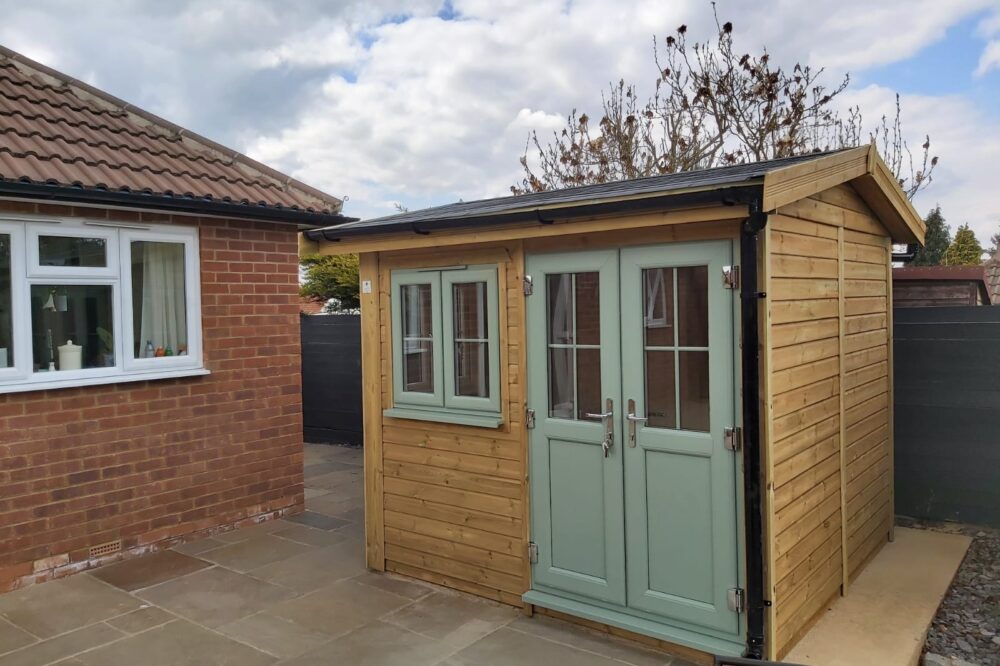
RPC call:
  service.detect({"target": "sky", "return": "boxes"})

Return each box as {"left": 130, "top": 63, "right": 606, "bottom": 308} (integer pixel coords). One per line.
{"left": 2, "top": 0, "right": 999, "bottom": 245}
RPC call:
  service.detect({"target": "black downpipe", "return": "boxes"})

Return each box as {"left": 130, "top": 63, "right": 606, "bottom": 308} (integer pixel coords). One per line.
{"left": 740, "top": 197, "right": 768, "bottom": 659}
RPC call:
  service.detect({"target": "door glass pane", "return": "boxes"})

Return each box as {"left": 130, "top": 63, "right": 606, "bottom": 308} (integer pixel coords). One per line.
{"left": 30, "top": 284, "right": 114, "bottom": 372}
{"left": 0, "top": 234, "right": 12, "bottom": 368}
{"left": 452, "top": 281, "right": 489, "bottom": 398}
{"left": 679, "top": 351, "right": 710, "bottom": 431}
{"left": 677, "top": 266, "right": 708, "bottom": 347}
{"left": 643, "top": 268, "right": 674, "bottom": 347}
{"left": 576, "top": 348, "right": 602, "bottom": 420}
{"left": 575, "top": 272, "right": 600, "bottom": 346}
{"left": 401, "top": 283, "right": 433, "bottom": 392}
{"left": 132, "top": 241, "right": 187, "bottom": 358}
{"left": 38, "top": 235, "right": 107, "bottom": 267}
{"left": 548, "top": 346, "right": 574, "bottom": 418}
{"left": 645, "top": 350, "right": 676, "bottom": 428}
{"left": 547, "top": 272, "right": 601, "bottom": 420}
{"left": 546, "top": 274, "right": 573, "bottom": 344}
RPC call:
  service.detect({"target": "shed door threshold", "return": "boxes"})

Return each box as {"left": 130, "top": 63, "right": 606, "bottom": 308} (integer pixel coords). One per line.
{"left": 522, "top": 589, "right": 745, "bottom": 658}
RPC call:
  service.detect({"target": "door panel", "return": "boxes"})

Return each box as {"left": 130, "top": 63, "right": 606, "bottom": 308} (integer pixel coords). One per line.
{"left": 620, "top": 241, "right": 740, "bottom": 635}
{"left": 527, "top": 250, "right": 625, "bottom": 605}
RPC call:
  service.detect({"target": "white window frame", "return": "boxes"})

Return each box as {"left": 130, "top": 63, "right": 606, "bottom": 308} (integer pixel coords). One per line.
{"left": 119, "top": 228, "right": 203, "bottom": 372}
{"left": 27, "top": 223, "right": 119, "bottom": 278}
{"left": 0, "top": 214, "right": 207, "bottom": 394}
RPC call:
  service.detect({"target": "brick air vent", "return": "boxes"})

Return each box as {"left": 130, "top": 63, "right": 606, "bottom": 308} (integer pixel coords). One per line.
{"left": 89, "top": 540, "right": 122, "bottom": 559}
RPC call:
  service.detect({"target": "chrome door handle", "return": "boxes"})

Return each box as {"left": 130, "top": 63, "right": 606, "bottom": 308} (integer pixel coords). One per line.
{"left": 626, "top": 398, "right": 647, "bottom": 448}
{"left": 585, "top": 398, "right": 614, "bottom": 457}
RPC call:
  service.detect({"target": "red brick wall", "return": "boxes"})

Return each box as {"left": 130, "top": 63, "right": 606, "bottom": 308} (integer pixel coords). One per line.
{"left": 0, "top": 200, "right": 305, "bottom": 591}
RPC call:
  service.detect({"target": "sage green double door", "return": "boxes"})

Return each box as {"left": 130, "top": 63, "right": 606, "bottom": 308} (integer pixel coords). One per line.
{"left": 526, "top": 241, "right": 741, "bottom": 641}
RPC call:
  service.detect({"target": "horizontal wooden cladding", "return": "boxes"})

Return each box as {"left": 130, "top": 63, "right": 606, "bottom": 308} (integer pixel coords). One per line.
{"left": 770, "top": 318, "right": 839, "bottom": 350}
{"left": 383, "top": 494, "right": 521, "bottom": 538}
{"left": 386, "top": 544, "right": 523, "bottom": 596}
{"left": 770, "top": 228, "right": 838, "bottom": 259}
{"left": 770, "top": 254, "right": 838, "bottom": 279}
{"left": 383, "top": 440, "right": 520, "bottom": 479}
{"left": 380, "top": 424, "right": 521, "bottom": 461}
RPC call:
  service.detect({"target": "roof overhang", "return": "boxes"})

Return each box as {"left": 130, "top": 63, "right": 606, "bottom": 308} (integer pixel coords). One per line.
{"left": 762, "top": 145, "right": 925, "bottom": 245}
{"left": 0, "top": 180, "right": 358, "bottom": 230}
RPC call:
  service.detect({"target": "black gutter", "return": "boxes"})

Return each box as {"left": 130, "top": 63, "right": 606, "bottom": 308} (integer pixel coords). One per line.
{"left": 304, "top": 185, "right": 762, "bottom": 242}
{"left": 0, "top": 180, "right": 358, "bottom": 228}
{"left": 740, "top": 195, "right": 768, "bottom": 659}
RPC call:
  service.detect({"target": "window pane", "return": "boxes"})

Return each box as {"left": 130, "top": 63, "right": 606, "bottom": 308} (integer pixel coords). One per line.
{"left": 31, "top": 285, "right": 114, "bottom": 372}
{"left": 401, "top": 284, "right": 433, "bottom": 338}
{"left": 548, "top": 346, "right": 574, "bottom": 419}
{"left": 455, "top": 341, "right": 488, "bottom": 397}
{"left": 679, "top": 351, "right": 710, "bottom": 432}
{"left": 0, "top": 234, "right": 12, "bottom": 368}
{"left": 132, "top": 241, "right": 187, "bottom": 358}
{"left": 643, "top": 268, "right": 674, "bottom": 347}
{"left": 576, "top": 347, "right": 601, "bottom": 420}
{"left": 546, "top": 274, "right": 573, "bottom": 344}
{"left": 645, "top": 350, "right": 677, "bottom": 429}
{"left": 678, "top": 266, "right": 708, "bottom": 347}
{"left": 38, "top": 235, "right": 107, "bottom": 267}
{"left": 453, "top": 282, "right": 487, "bottom": 340}
{"left": 403, "top": 339, "right": 434, "bottom": 392}
{"left": 575, "top": 272, "right": 600, "bottom": 346}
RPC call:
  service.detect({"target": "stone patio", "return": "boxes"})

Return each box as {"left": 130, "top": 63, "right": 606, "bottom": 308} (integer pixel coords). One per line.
{"left": 0, "top": 443, "right": 692, "bottom": 666}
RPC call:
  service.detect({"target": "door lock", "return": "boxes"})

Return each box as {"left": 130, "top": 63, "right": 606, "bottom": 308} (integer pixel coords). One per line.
{"left": 585, "top": 398, "right": 614, "bottom": 457}
{"left": 626, "top": 398, "right": 647, "bottom": 447}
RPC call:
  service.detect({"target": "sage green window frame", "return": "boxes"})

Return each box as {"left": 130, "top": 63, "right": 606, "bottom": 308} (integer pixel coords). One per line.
{"left": 386, "top": 265, "right": 502, "bottom": 428}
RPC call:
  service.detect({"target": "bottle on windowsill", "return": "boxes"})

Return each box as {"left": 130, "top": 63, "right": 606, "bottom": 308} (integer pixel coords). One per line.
{"left": 144, "top": 340, "right": 154, "bottom": 358}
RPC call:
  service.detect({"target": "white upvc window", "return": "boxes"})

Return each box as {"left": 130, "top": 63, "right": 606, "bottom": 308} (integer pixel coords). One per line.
{"left": 0, "top": 215, "right": 206, "bottom": 394}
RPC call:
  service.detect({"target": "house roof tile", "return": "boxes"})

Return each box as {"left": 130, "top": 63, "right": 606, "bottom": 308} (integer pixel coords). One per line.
{"left": 0, "top": 46, "right": 344, "bottom": 217}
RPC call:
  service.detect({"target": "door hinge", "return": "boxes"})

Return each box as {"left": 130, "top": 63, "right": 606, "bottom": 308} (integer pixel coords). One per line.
{"left": 724, "top": 426, "right": 742, "bottom": 452}
{"left": 722, "top": 265, "right": 740, "bottom": 290}
{"left": 526, "top": 408, "right": 536, "bottom": 429}
{"left": 523, "top": 275, "right": 534, "bottom": 296}
{"left": 727, "top": 587, "right": 746, "bottom": 613}
{"left": 528, "top": 542, "right": 538, "bottom": 564}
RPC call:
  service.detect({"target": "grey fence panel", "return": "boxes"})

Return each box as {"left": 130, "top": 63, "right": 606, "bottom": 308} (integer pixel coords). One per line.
{"left": 894, "top": 305, "right": 1000, "bottom": 527}
{"left": 301, "top": 314, "right": 363, "bottom": 446}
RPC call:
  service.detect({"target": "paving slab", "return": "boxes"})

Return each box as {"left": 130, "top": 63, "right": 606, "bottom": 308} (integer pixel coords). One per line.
{"left": 284, "top": 620, "right": 454, "bottom": 666}
{"left": 0, "top": 574, "right": 141, "bottom": 638}
{"left": 448, "top": 625, "right": 621, "bottom": 665}
{"left": 0, "top": 619, "right": 34, "bottom": 656}
{"left": 171, "top": 537, "right": 227, "bottom": 556}
{"left": 137, "top": 566, "right": 296, "bottom": 628}
{"left": 269, "top": 578, "right": 414, "bottom": 637}
{"left": 352, "top": 571, "right": 436, "bottom": 600}
{"left": 248, "top": 540, "right": 366, "bottom": 593}
{"left": 383, "top": 590, "right": 517, "bottom": 648}
{"left": 0, "top": 622, "right": 123, "bottom": 666}
{"left": 90, "top": 550, "right": 211, "bottom": 592}
{"left": 74, "top": 619, "right": 275, "bottom": 666}
{"left": 217, "top": 612, "right": 332, "bottom": 660}
{"left": 509, "top": 615, "right": 680, "bottom": 666}
{"left": 273, "top": 522, "right": 352, "bottom": 547}
{"left": 199, "top": 534, "right": 313, "bottom": 572}
{"left": 785, "top": 527, "right": 972, "bottom": 666}
{"left": 284, "top": 510, "right": 350, "bottom": 531}
{"left": 104, "top": 606, "right": 174, "bottom": 634}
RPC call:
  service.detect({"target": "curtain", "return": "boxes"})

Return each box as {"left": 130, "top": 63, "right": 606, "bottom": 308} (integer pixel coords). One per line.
{"left": 138, "top": 242, "right": 186, "bottom": 355}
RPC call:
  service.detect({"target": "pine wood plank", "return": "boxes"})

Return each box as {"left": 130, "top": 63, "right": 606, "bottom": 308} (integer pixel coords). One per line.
{"left": 770, "top": 318, "right": 840, "bottom": 349}
{"left": 770, "top": 254, "right": 839, "bottom": 279}
{"left": 360, "top": 252, "right": 386, "bottom": 571}
{"left": 383, "top": 476, "right": 521, "bottom": 517}
{"left": 385, "top": 526, "right": 523, "bottom": 576}
{"left": 384, "top": 460, "right": 522, "bottom": 500}
{"left": 772, "top": 395, "right": 840, "bottom": 442}
{"left": 773, "top": 377, "right": 840, "bottom": 420}
{"left": 379, "top": 425, "right": 521, "bottom": 460}
{"left": 770, "top": 230, "right": 839, "bottom": 259}
{"left": 386, "top": 543, "right": 524, "bottom": 593}
{"left": 771, "top": 299, "right": 840, "bottom": 325}
{"left": 771, "top": 278, "right": 840, "bottom": 301}
{"left": 382, "top": 441, "right": 521, "bottom": 479}
{"left": 770, "top": 357, "right": 840, "bottom": 395}
{"left": 772, "top": 337, "right": 839, "bottom": 372}
{"left": 383, "top": 493, "right": 522, "bottom": 537}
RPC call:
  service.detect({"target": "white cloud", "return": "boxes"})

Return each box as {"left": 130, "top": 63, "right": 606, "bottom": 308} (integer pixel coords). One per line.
{"left": 975, "top": 40, "right": 1000, "bottom": 76}
{"left": 1, "top": 0, "right": 997, "bottom": 240}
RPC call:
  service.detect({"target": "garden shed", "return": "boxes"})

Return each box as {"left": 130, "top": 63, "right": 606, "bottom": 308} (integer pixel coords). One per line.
{"left": 302, "top": 145, "right": 925, "bottom": 661}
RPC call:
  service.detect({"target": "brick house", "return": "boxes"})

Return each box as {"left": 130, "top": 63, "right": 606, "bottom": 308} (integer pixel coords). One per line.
{"left": 0, "top": 47, "right": 352, "bottom": 591}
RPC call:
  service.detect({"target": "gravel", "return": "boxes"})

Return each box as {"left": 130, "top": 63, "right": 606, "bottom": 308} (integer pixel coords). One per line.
{"left": 902, "top": 518, "right": 1000, "bottom": 666}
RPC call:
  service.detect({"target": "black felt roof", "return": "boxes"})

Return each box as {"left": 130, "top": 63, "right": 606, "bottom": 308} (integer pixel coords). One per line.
{"left": 310, "top": 149, "right": 850, "bottom": 240}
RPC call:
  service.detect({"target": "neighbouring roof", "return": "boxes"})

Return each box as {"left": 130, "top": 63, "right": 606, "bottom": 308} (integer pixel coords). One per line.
{"left": 0, "top": 46, "right": 351, "bottom": 227}
{"left": 894, "top": 265, "right": 992, "bottom": 305}
{"left": 306, "top": 145, "right": 924, "bottom": 246}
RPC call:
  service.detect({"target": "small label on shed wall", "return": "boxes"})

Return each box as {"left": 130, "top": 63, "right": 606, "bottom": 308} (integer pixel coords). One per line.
{"left": 362, "top": 280, "right": 372, "bottom": 293}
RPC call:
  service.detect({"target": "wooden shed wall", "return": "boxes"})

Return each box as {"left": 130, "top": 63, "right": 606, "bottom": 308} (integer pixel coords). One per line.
{"left": 364, "top": 243, "right": 530, "bottom": 607}
{"left": 763, "top": 184, "right": 893, "bottom": 658}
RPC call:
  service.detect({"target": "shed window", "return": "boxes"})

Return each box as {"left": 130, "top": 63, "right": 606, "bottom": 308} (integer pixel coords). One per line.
{"left": 0, "top": 217, "right": 205, "bottom": 394}
{"left": 387, "top": 265, "right": 501, "bottom": 428}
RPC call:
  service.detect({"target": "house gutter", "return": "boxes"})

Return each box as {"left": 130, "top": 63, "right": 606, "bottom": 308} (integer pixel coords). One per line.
{"left": 0, "top": 180, "right": 358, "bottom": 229}
{"left": 740, "top": 195, "right": 769, "bottom": 660}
